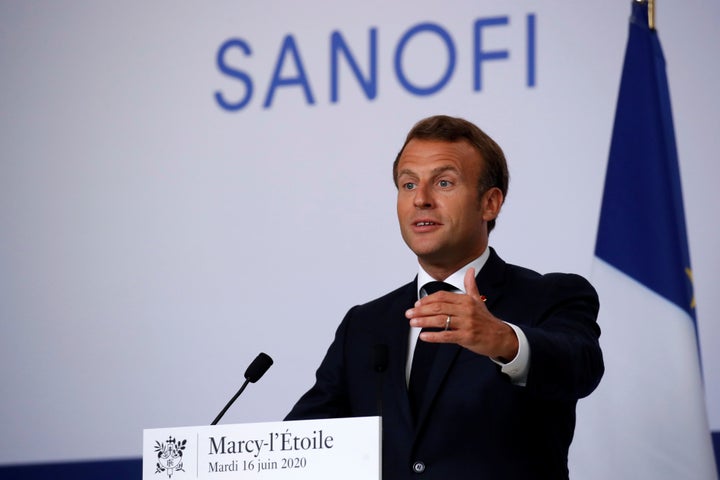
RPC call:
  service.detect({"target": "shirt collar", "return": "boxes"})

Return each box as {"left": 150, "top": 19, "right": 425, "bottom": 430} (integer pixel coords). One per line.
{"left": 416, "top": 247, "right": 490, "bottom": 298}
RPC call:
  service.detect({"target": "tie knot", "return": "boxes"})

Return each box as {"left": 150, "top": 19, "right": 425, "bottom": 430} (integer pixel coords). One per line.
{"left": 422, "top": 281, "right": 456, "bottom": 295}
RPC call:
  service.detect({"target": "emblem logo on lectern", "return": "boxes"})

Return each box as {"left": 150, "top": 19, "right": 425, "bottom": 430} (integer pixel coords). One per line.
{"left": 154, "top": 436, "right": 187, "bottom": 477}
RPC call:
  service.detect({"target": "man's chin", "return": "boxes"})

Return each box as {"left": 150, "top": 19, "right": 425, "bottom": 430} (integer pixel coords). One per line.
{"left": 412, "top": 248, "right": 452, "bottom": 267}
{"left": 406, "top": 242, "right": 442, "bottom": 259}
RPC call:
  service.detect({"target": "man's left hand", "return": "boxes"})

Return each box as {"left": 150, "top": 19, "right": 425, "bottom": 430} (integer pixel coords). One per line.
{"left": 406, "top": 268, "right": 519, "bottom": 361}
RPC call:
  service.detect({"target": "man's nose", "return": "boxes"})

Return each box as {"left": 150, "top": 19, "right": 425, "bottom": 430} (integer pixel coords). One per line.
{"left": 413, "top": 183, "right": 434, "bottom": 208}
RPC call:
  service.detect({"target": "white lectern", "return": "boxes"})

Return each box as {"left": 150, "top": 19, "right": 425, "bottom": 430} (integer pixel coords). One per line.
{"left": 143, "top": 416, "right": 381, "bottom": 479}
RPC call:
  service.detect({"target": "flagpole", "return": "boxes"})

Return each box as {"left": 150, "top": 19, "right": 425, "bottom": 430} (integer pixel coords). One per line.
{"left": 648, "top": 0, "right": 655, "bottom": 30}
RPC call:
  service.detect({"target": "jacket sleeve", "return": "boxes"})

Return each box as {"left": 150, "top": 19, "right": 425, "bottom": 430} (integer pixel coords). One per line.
{"left": 518, "top": 273, "right": 604, "bottom": 401}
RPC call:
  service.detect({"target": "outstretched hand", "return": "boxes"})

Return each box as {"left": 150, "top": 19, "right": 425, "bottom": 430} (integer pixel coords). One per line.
{"left": 406, "top": 268, "right": 519, "bottom": 361}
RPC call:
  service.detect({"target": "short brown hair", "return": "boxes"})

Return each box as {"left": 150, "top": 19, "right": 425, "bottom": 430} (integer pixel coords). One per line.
{"left": 393, "top": 115, "right": 509, "bottom": 233}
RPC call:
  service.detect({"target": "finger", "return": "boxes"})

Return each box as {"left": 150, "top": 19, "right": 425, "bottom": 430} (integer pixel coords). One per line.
{"left": 419, "top": 329, "right": 457, "bottom": 344}
{"left": 413, "top": 289, "right": 460, "bottom": 308}
{"left": 409, "top": 313, "right": 452, "bottom": 330}
{"left": 464, "top": 268, "right": 481, "bottom": 299}
{"left": 407, "top": 295, "right": 458, "bottom": 318}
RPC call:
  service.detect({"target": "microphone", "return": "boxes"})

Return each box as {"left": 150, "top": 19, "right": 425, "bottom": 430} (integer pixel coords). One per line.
{"left": 245, "top": 352, "right": 274, "bottom": 382}
{"left": 371, "top": 344, "right": 388, "bottom": 417}
{"left": 211, "top": 352, "right": 273, "bottom": 425}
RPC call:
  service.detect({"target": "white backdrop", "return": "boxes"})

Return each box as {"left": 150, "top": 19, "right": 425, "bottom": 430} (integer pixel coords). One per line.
{"left": 1, "top": 0, "right": 718, "bottom": 472}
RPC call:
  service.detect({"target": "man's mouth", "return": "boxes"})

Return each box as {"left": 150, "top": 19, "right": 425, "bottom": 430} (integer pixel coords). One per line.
{"left": 413, "top": 220, "right": 442, "bottom": 228}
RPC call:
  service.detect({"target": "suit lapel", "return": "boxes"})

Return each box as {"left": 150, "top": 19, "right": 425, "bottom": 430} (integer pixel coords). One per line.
{"left": 385, "top": 279, "right": 418, "bottom": 429}
{"left": 474, "top": 247, "right": 507, "bottom": 311}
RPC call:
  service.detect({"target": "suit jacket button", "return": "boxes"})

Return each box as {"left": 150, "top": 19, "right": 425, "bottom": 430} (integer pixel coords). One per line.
{"left": 412, "top": 461, "right": 426, "bottom": 473}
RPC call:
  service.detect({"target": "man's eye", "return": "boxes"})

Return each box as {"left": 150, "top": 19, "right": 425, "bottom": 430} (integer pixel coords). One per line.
{"left": 403, "top": 182, "right": 416, "bottom": 190}
{"left": 438, "top": 180, "right": 451, "bottom": 187}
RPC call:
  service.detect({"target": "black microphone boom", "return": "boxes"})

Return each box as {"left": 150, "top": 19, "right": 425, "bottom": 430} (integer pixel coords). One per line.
{"left": 211, "top": 352, "right": 273, "bottom": 425}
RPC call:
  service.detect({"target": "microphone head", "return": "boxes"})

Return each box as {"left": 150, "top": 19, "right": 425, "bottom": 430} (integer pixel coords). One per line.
{"left": 371, "top": 344, "right": 389, "bottom": 373}
{"left": 245, "top": 352, "right": 273, "bottom": 383}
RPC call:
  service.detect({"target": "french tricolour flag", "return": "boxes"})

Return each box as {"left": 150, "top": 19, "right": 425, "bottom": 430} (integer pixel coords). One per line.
{"left": 570, "top": 2, "right": 717, "bottom": 478}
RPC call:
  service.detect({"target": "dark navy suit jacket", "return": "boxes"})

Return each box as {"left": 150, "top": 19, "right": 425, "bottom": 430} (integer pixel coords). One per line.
{"left": 286, "top": 248, "right": 604, "bottom": 479}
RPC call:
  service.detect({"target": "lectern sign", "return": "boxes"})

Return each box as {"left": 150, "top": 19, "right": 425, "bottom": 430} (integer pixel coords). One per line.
{"left": 143, "top": 417, "right": 381, "bottom": 479}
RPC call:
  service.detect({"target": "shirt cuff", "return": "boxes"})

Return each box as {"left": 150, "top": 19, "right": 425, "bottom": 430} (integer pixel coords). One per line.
{"left": 492, "top": 322, "right": 530, "bottom": 386}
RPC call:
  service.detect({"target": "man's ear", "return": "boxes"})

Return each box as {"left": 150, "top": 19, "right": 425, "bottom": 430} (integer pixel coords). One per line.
{"left": 481, "top": 187, "right": 504, "bottom": 221}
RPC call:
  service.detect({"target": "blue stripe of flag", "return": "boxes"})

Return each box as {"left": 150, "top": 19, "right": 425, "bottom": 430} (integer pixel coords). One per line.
{"left": 595, "top": 1, "right": 695, "bottom": 321}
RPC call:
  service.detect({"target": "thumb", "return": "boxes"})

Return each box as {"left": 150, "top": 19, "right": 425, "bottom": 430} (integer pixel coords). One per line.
{"left": 464, "top": 268, "right": 481, "bottom": 299}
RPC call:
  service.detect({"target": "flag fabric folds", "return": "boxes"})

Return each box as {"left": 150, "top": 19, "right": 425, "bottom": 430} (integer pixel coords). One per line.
{"left": 570, "top": 2, "right": 718, "bottom": 478}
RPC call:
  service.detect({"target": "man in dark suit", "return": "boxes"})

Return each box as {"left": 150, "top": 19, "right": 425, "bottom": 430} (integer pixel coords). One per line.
{"left": 286, "top": 115, "right": 604, "bottom": 479}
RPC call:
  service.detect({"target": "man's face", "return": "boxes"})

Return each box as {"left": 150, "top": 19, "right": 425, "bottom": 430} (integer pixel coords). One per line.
{"left": 396, "top": 138, "right": 495, "bottom": 272}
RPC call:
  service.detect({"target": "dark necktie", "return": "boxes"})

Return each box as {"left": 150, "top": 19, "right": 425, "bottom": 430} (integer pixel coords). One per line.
{"left": 408, "top": 281, "right": 455, "bottom": 422}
